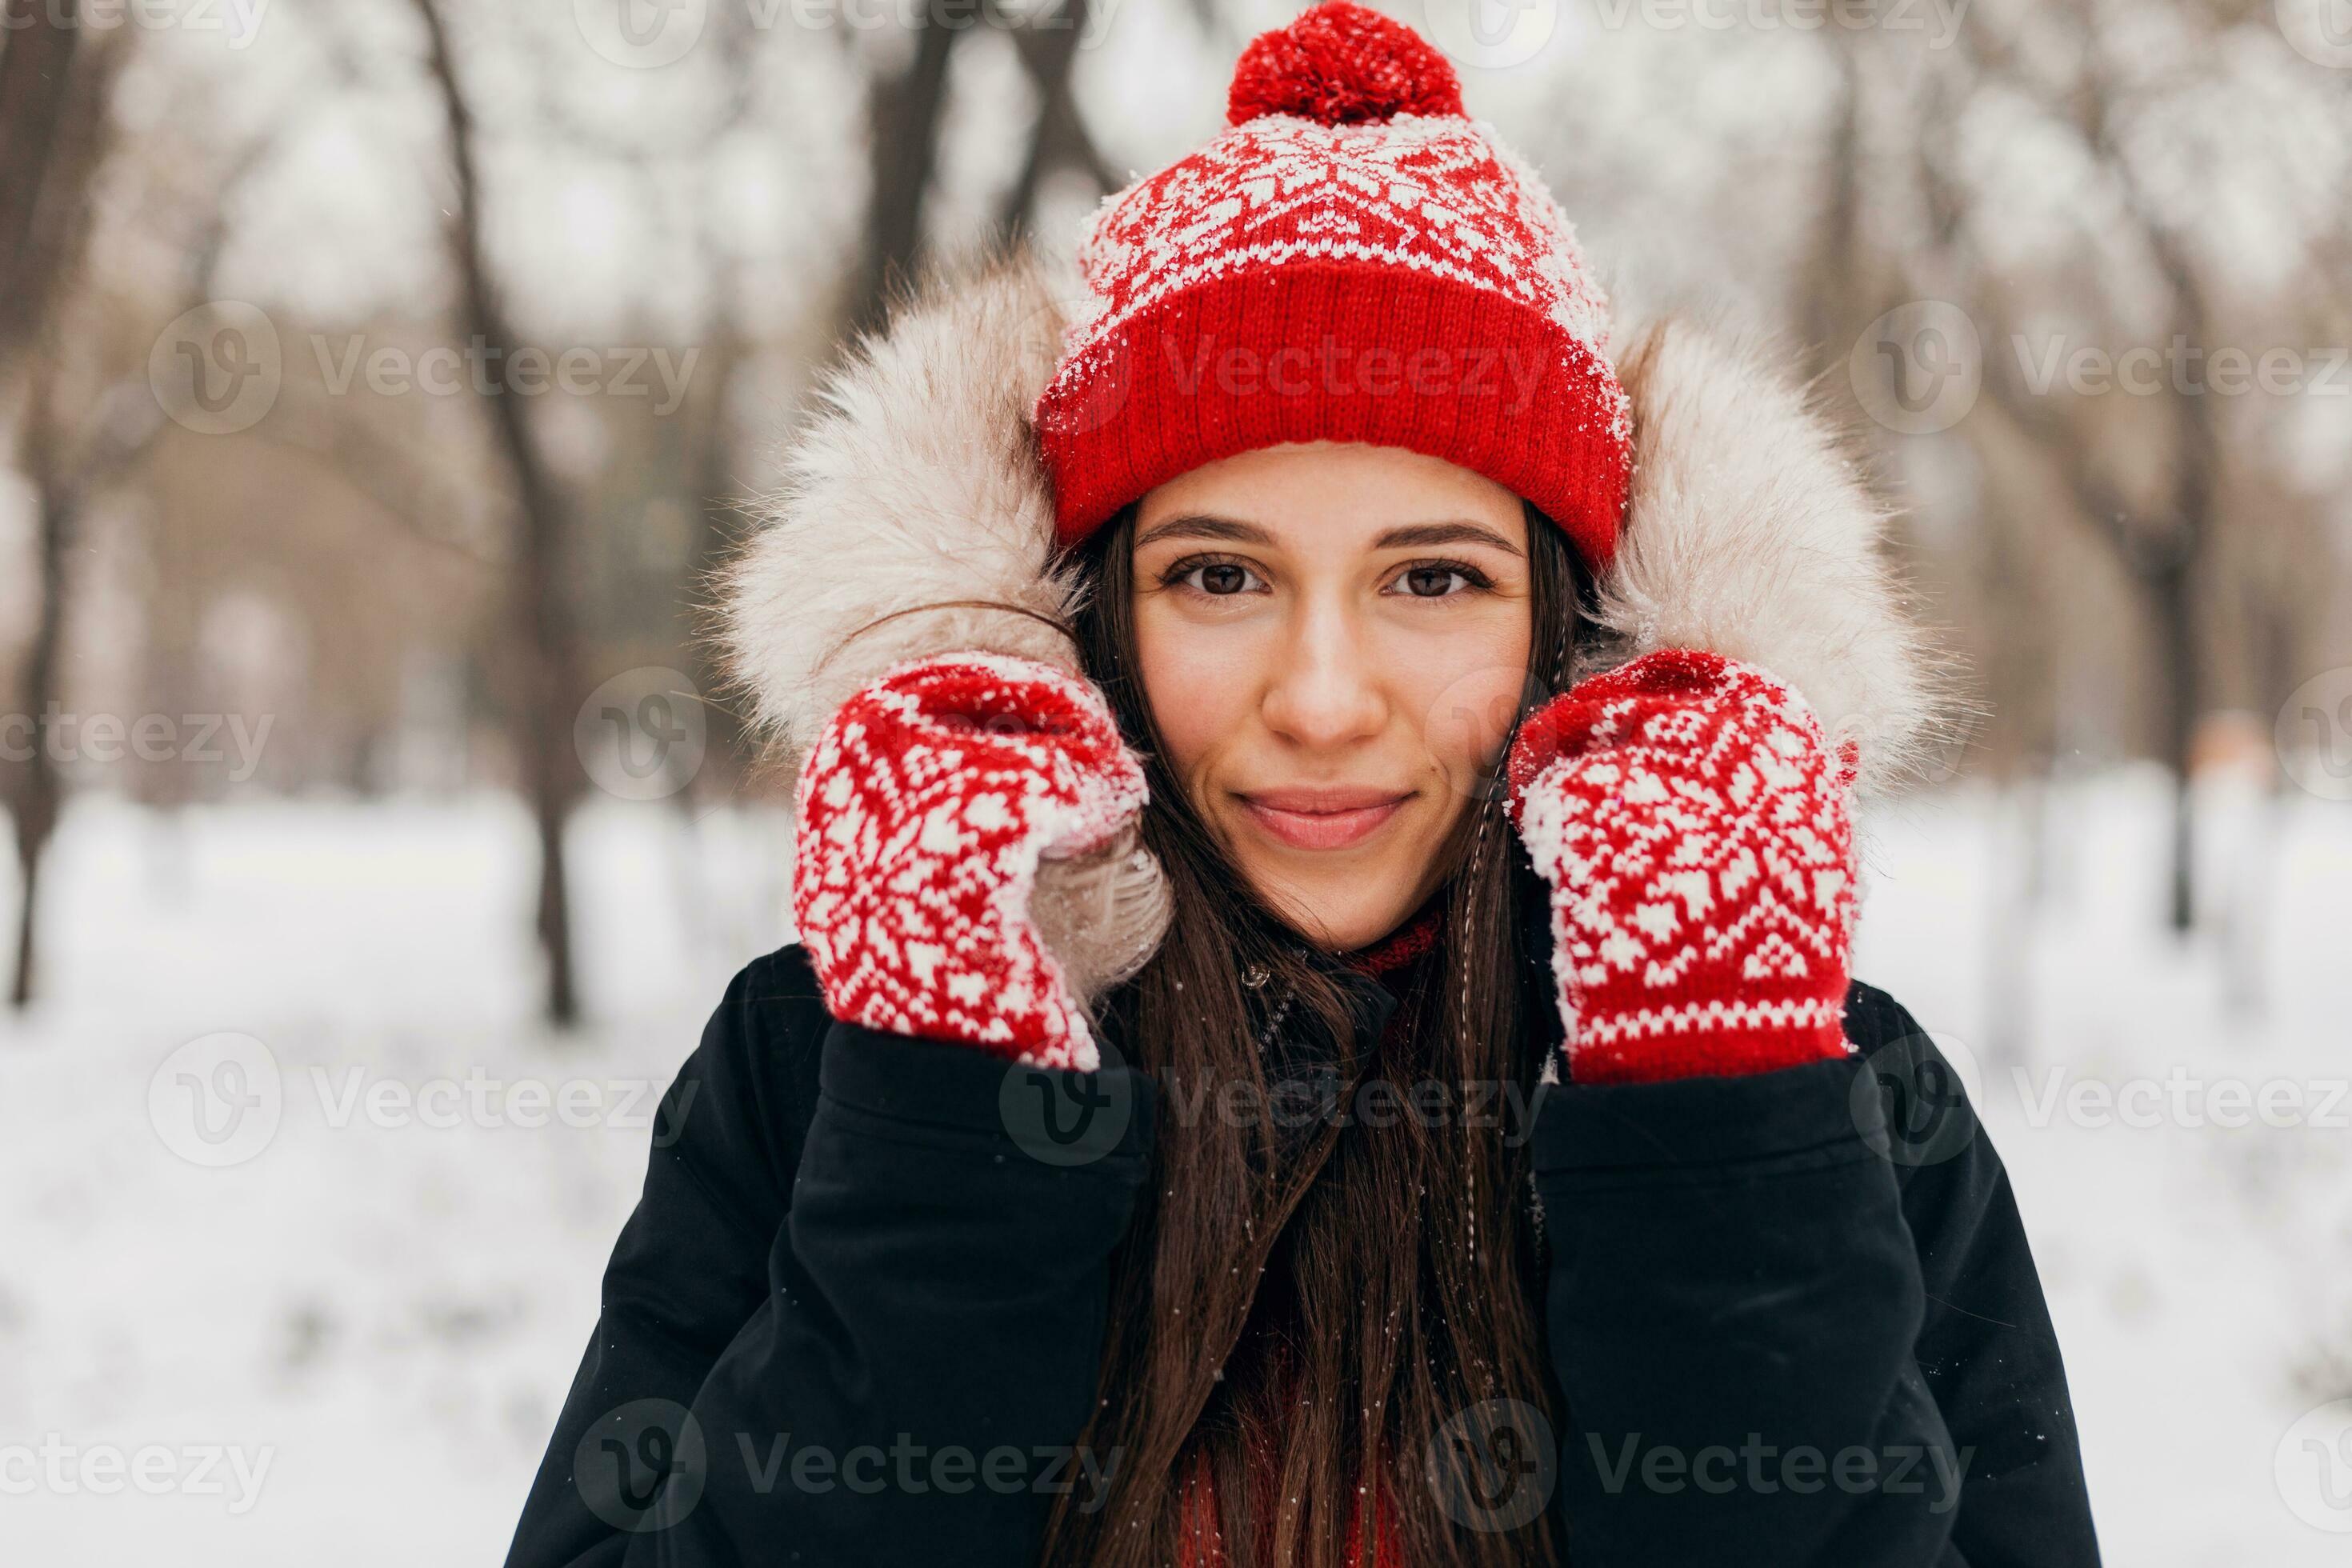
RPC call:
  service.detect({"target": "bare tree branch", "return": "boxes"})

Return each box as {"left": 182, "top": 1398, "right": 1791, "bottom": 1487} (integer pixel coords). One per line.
{"left": 1001, "top": 2, "right": 1118, "bottom": 234}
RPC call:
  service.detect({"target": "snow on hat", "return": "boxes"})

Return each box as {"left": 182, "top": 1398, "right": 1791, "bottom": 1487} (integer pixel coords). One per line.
{"left": 1034, "top": 0, "right": 1631, "bottom": 568}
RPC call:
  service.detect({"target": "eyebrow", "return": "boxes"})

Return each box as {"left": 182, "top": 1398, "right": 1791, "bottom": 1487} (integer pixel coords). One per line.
{"left": 1372, "top": 521, "right": 1522, "bottom": 556}
{"left": 1134, "top": 514, "right": 1523, "bottom": 556}
{"left": 1133, "top": 514, "right": 1275, "bottom": 549}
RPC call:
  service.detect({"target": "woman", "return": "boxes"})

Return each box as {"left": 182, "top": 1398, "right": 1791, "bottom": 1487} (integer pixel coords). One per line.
{"left": 506, "top": 6, "right": 2096, "bottom": 1565}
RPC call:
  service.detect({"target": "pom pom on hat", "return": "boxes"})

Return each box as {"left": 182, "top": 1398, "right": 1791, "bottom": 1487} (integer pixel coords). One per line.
{"left": 1226, "top": 0, "right": 1464, "bottom": 126}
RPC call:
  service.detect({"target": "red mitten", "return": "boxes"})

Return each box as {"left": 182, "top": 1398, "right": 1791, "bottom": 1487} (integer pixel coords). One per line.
{"left": 792, "top": 653, "right": 1148, "bottom": 1070}
{"left": 1506, "top": 650, "right": 1860, "bottom": 1084}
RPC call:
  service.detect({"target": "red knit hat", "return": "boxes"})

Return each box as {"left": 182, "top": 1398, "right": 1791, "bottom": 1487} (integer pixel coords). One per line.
{"left": 1034, "top": 0, "right": 1630, "bottom": 569}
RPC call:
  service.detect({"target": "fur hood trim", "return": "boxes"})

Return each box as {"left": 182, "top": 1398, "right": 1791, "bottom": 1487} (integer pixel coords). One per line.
{"left": 721, "top": 250, "right": 1942, "bottom": 797}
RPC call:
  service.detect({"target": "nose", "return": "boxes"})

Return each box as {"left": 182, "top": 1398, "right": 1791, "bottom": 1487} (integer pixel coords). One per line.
{"left": 1260, "top": 595, "right": 1388, "bottom": 750}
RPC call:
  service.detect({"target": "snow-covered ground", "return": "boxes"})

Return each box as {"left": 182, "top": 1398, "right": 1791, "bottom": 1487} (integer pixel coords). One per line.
{"left": 1, "top": 777, "right": 2346, "bottom": 1563}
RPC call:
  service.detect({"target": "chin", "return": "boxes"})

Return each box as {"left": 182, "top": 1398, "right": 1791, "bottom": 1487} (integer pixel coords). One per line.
{"left": 1239, "top": 857, "right": 1430, "bottom": 953}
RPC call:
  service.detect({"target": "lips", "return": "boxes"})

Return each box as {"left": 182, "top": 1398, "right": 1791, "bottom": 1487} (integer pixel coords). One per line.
{"left": 1235, "top": 786, "right": 1413, "bottom": 851}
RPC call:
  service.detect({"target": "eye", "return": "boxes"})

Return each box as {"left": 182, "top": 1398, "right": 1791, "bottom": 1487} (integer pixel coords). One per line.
{"left": 1165, "top": 556, "right": 1267, "bottom": 597}
{"left": 1387, "top": 561, "right": 1491, "bottom": 599}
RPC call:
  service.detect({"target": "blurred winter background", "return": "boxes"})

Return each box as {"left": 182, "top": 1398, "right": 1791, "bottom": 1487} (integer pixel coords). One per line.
{"left": 1, "top": 0, "right": 2349, "bottom": 1561}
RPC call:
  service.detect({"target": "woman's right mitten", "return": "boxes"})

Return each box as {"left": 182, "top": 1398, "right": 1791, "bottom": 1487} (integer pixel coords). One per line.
{"left": 792, "top": 653, "right": 1150, "bottom": 1071}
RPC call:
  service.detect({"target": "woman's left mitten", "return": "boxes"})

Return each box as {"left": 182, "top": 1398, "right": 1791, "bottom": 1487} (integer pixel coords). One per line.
{"left": 1506, "top": 650, "right": 1861, "bottom": 1084}
{"left": 791, "top": 653, "right": 1148, "bottom": 1070}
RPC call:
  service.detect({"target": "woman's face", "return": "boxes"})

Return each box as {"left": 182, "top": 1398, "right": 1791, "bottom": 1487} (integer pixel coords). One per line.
{"left": 1131, "top": 442, "right": 1534, "bottom": 951}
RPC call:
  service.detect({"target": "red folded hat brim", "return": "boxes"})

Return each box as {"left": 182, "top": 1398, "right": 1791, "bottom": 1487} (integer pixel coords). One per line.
{"left": 1036, "top": 261, "right": 1630, "bottom": 571}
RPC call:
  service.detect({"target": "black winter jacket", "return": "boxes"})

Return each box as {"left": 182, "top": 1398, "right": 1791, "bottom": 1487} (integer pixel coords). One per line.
{"left": 504, "top": 943, "right": 2098, "bottom": 1568}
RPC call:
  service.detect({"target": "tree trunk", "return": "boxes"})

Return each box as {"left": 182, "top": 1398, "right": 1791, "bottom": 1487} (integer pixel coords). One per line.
{"left": 848, "top": 19, "right": 959, "bottom": 337}
{"left": 684, "top": 334, "right": 746, "bottom": 796}
{"left": 2151, "top": 556, "right": 2197, "bottom": 933}
{"left": 0, "top": 0, "right": 82, "bottom": 365}
{"left": 1799, "top": 38, "right": 1865, "bottom": 387}
{"left": 2, "top": 14, "right": 117, "bottom": 1010}
{"left": 412, "top": 0, "right": 582, "bottom": 1026}
{"left": 8, "top": 442, "right": 70, "bottom": 1010}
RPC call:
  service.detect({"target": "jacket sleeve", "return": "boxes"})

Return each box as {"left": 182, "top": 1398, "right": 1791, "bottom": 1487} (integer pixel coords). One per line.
{"left": 502, "top": 951, "right": 1157, "bottom": 1568}
{"left": 1526, "top": 984, "right": 2098, "bottom": 1566}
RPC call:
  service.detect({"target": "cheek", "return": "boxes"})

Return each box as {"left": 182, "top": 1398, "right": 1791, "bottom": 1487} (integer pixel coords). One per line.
{"left": 1398, "top": 610, "right": 1534, "bottom": 792}
{"left": 1132, "top": 598, "right": 1257, "bottom": 786}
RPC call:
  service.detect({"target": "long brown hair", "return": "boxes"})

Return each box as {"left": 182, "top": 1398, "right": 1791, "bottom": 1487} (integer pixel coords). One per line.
{"left": 1042, "top": 500, "right": 1585, "bottom": 1567}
